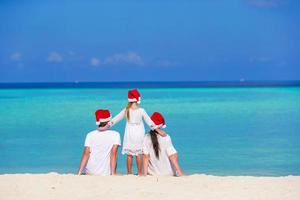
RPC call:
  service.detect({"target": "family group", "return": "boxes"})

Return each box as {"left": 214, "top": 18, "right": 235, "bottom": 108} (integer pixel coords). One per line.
{"left": 77, "top": 89, "right": 184, "bottom": 176}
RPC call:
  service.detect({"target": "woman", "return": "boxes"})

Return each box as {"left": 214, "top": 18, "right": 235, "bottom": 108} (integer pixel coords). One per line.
{"left": 143, "top": 112, "right": 184, "bottom": 176}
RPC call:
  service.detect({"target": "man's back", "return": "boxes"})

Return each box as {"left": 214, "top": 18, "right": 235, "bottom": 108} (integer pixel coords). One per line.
{"left": 84, "top": 129, "right": 121, "bottom": 175}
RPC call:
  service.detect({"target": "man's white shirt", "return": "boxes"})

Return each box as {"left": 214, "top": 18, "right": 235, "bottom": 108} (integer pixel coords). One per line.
{"left": 84, "top": 129, "right": 121, "bottom": 175}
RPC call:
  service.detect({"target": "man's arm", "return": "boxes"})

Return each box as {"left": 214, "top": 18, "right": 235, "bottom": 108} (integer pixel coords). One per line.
{"left": 143, "top": 154, "right": 150, "bottom": 176}
{"left": 110, "top": 145, "right": 119, "bottom": 175}
{"left": 77, "top": 147, "right": 90, "bottom": 175}
{"left": 169, "top": 153, "right": 185, "bottom": 176}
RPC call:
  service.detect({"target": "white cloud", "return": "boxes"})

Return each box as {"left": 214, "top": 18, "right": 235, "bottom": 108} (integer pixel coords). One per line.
{"left": 10, "top": 52, "right": 22, "bottom": 61}
{"left": 104, "top": 51, "right": 144, "bottom": 66}
{"left": 247, "top": 0, "right": 283, "bottom": 8}
{"left": 90, "top": 57, "right": 101, "bottom": 66}
{"left": 47, "top": 52, "right": 63, "bottom": 63}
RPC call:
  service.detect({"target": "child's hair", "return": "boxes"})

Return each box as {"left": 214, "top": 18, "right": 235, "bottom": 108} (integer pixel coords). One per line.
{"left": 125, "top": 102, "right": 133, "bottom": 120}
{"left": 98, "top": 122, "right": 108, "bottom": 127}
{"left": 150, "top": 130, "right": 160, "bottom": 159}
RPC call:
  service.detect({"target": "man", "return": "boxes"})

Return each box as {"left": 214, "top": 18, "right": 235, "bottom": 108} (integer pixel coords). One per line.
{"left": 77, "top": 109, "right": 121, "bottom": 175}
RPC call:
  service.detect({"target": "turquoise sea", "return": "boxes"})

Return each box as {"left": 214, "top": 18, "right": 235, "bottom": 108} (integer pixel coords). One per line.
{"left": 1, "top": 85, "right": 300, "bottom": 176}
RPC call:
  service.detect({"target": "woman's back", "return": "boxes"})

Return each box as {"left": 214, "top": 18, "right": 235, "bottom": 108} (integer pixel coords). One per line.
{"left": 143, "top": 134, "right": 177, "bottom": 176}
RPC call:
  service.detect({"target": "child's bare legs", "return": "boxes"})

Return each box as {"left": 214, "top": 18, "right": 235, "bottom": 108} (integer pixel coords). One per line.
{"left": 136, "top": 154, "right": 143, "bottom": 176}
{"left": 127, "top": 155, "right": 133, "bottom": 174}
{"left": 127, "top": 154, "right": 143, "bottom": 176}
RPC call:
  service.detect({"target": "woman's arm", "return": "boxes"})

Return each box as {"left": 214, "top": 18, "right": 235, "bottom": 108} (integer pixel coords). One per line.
{"left": 77, "top": 147, "right": 90, "bottom": 175}
{"left": 110, "top": 109, "right": 125, "bottom": 126}
{"left": 169, "top": 153, "right": 185, "bottom": 176}
{"left": 143, "top": 154, "right": 150, "bottom": 176}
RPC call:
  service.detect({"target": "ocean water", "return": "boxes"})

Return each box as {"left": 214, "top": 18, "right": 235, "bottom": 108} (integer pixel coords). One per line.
{"left": 0, "top": 86, "right": 300, "bottom": 176}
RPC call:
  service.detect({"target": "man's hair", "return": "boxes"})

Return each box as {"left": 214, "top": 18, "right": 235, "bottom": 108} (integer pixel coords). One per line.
{"left": 98, "top": 121, "right": 108, "bottom": 127}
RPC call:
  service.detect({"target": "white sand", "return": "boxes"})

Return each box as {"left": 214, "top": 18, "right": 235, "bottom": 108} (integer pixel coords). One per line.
{"left": 0, "top": 173, "right": 300, "bottom": 200}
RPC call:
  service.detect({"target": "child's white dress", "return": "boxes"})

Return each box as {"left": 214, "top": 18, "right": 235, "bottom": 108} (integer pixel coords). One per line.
{"left": 111, "top": 108, "right": 154, "bottom": 155}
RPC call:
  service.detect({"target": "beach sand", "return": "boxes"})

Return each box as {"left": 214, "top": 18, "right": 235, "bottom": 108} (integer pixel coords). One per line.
{"left": 1, "top": 173, "right": 300, "bottom": 200}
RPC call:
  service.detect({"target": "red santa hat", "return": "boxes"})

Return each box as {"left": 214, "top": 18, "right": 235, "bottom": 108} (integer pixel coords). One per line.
{"left": 151, "top": 112, "right": 167, "bottom": 129}
{"left": 95, "top": 109, "right": 111, "bottom": 125}
{"left": 128, "top": 89, "right": 141, "bottom": 104}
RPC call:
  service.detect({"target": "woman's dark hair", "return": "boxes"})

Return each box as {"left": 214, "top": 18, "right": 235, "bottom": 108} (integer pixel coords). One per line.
{"left": 150, "top": 130, "right": 160, "bottom": 159}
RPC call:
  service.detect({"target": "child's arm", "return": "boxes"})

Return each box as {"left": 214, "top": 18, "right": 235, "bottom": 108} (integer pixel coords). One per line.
{"left": 110, "top": 109, "right": 125, "bottom": 126}
{"left": 141, "top": 109, "right": 155, "bottom": 129}
{"left": 155, "top": 129, "right": 167, "bottom": 137}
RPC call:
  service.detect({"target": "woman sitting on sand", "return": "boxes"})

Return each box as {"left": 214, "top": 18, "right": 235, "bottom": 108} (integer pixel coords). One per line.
{"left": 143, "top": 112, "right": 184, "bottom": 176}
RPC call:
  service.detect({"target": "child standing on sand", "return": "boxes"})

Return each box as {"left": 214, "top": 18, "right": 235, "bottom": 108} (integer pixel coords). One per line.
{"left": 109, "top": 89, "right": 155, "bottom": 175}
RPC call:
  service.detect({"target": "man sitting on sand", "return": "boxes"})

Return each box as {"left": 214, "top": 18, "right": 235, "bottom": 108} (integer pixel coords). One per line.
{"left": 77, "top": 109, "right": 121, "bottom": 175}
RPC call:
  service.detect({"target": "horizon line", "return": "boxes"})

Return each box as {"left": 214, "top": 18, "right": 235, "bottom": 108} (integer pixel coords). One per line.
{"left": 1, "top": 80, "right": 300, "bottom": 89}
{"left": 1, "top": 80, "right": 300, "bottom": 84}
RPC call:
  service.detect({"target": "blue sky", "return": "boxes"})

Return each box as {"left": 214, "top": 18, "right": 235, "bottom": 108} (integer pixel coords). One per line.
{"left": 0, "top": 0, "right": 299, "bottom": 82}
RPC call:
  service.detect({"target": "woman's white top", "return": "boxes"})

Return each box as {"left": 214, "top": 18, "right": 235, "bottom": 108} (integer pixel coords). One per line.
{"left": 111, "top": 107, "right": 155, "bottom": 155}
{"left": 143, "top": 134, "right": 177, "bottom": 176}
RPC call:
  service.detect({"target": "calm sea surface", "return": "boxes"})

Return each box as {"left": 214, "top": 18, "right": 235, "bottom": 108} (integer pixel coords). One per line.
{"left": 0, "top": 86, "right": 300, "bottom": 176}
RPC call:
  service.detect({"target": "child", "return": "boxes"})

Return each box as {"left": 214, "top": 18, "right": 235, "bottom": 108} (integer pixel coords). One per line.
{"left": 143, "top": 112, "right": 184, "bottom": 176}
{"left": 77, "top": 109, "right": 121, "bottom": 175}
{"left": 109, "top": 89, "right": 155, "bottom": 175}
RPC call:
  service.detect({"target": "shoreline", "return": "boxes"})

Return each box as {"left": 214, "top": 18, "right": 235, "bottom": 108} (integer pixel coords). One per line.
{"left": 1, "top": 172, "right": 300, "bottom": 177}
{"left": 1, "top": 173, "right": 300, "bottom": 200}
